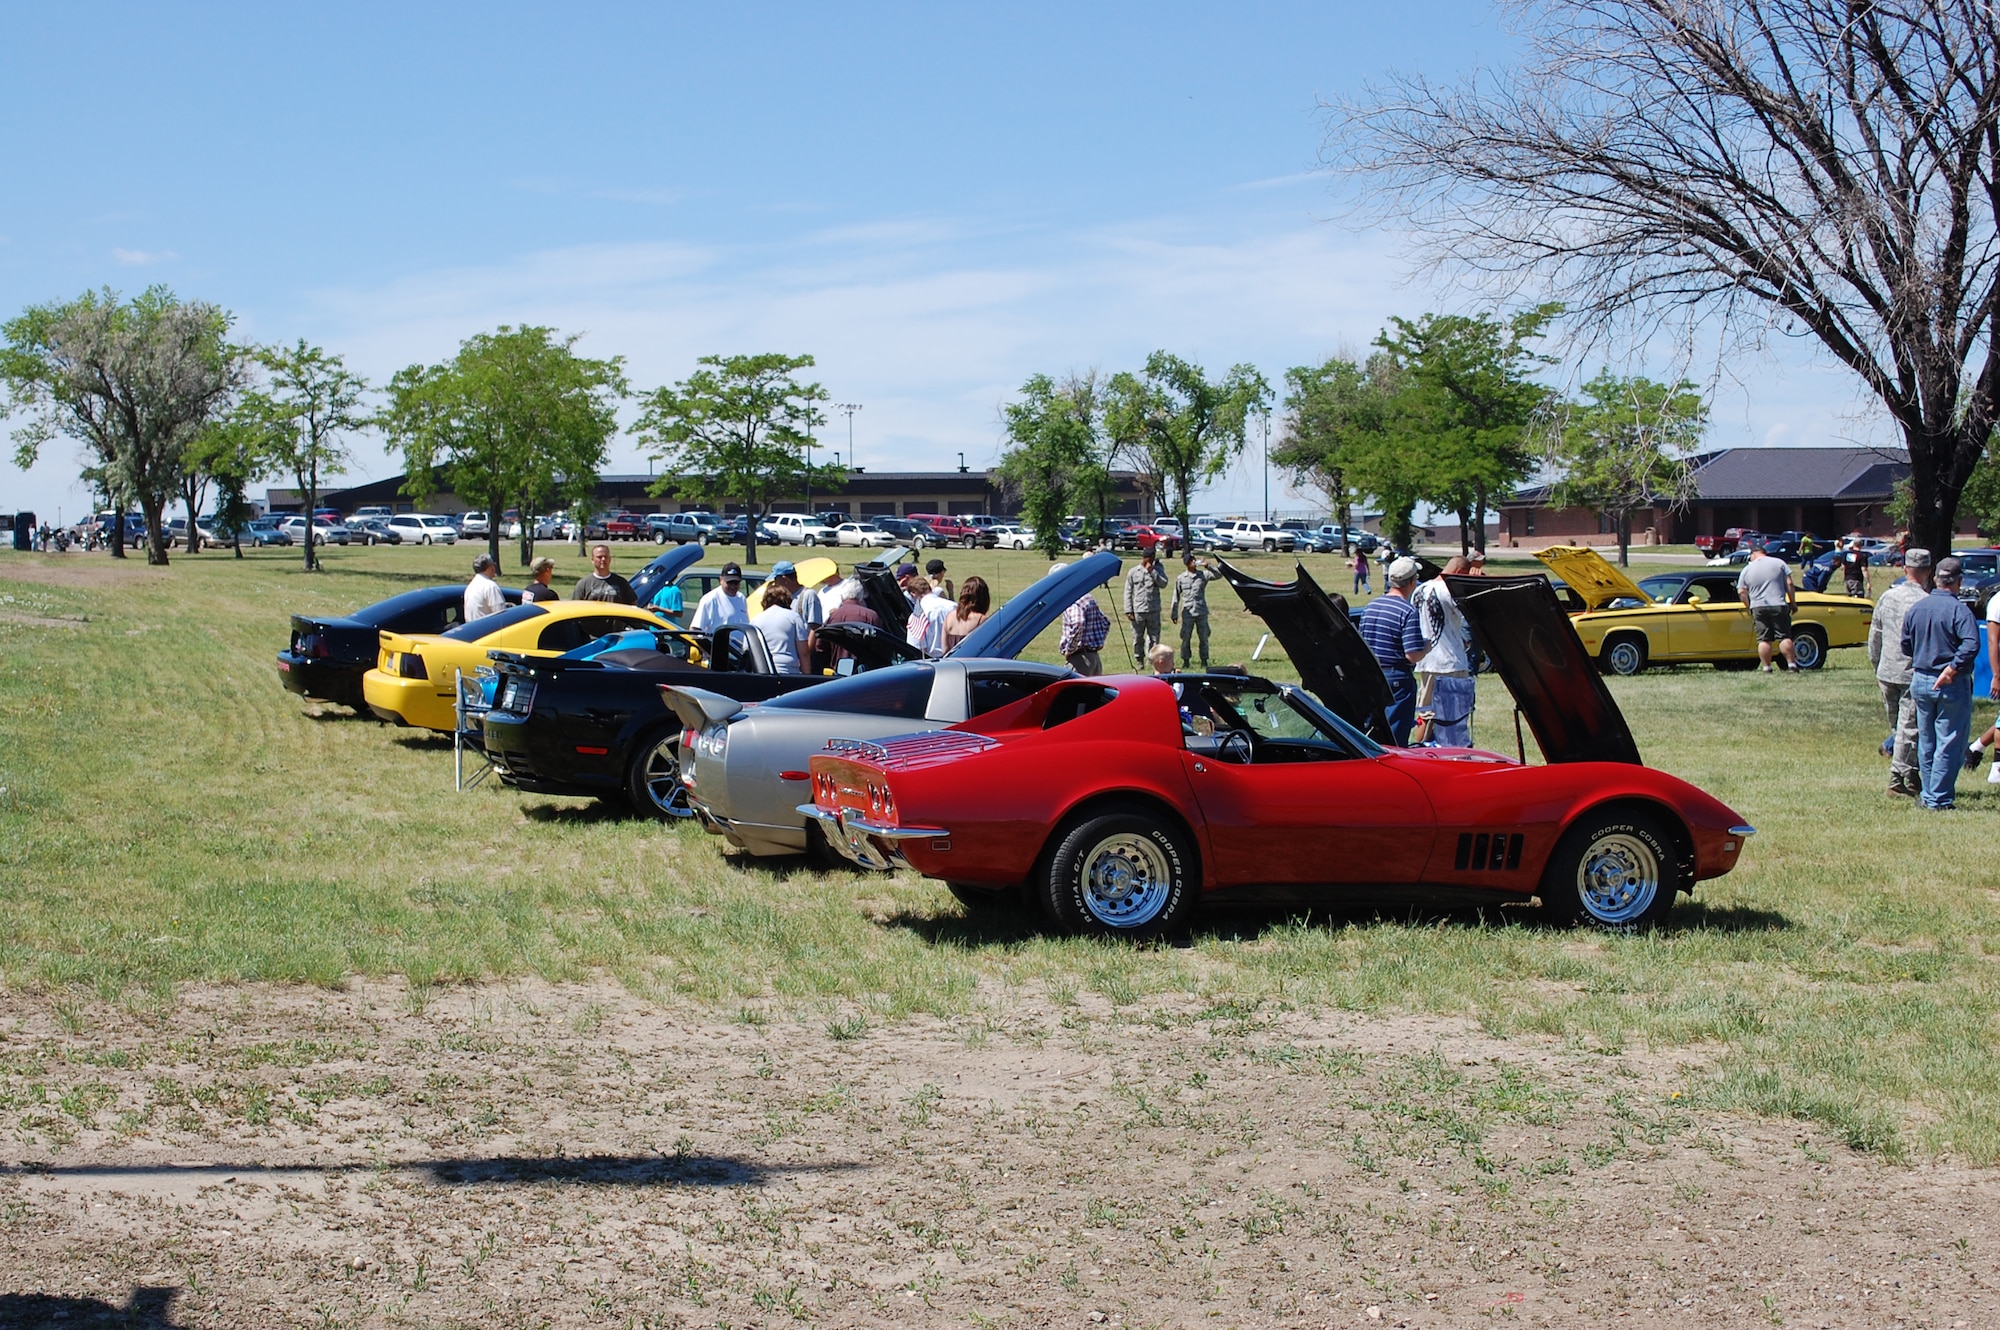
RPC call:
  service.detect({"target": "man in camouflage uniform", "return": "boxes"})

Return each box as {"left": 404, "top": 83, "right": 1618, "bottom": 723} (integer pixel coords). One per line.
{"left": 1169, "top": 552, "right": 1221, "bottom": 672}
{"left": 1122, "top": 546, "right": 1169, "bottom": 668}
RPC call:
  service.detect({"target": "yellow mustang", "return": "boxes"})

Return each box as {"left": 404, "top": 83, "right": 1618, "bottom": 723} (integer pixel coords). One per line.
{"left": 1534, "top": 546, "right": 1873, "bottom": 675}
{"left": 363, "top": 601, "right": 681, "bottom": 731}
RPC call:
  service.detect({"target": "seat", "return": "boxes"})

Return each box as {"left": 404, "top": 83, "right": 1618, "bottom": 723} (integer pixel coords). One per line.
{"left": 454, "top": 666, "right": 498, "bottom": 791}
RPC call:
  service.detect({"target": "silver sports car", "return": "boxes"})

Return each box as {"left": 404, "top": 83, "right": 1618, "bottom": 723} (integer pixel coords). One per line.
{"left": 664, "top": 553, "right": 1120, "bottom": 857}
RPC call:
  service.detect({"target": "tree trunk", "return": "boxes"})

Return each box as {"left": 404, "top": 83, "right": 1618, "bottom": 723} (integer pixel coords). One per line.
{"left": 1905, "top": 417, "right": 1989, "bottom": 557}
{"left": 745, "top": 500, "right": 760, "bottom": 565}
{"left": 518, "top": 500, "right": 533, "bottom": 569}
{"left": 110, "top": 504, "right": 126, "bottom": 559}
{"left": 233, "top": 529, "right": 243, "bottom": 560}
{"left": 1616, "top": 509, "right": 1631, "bottom": 567}
{"left": 1456, "top": 503, "right": 1472, "bottom": 557}
{"left": 140, "top": 495, "right": 170, "bottom": 566}
{"left": 303, "top": 466, "right": 319, "bottom": 572}
{"left": 1472, "top": 484, "right": 1487, "bottom": 554}
{"left": 487, "top": 504, "right": 502, "bottom": 572}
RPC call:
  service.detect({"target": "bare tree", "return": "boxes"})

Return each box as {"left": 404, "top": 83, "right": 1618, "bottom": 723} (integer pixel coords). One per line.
{"left": 1338, "top": 0, "right": 2000, "bottom": 554}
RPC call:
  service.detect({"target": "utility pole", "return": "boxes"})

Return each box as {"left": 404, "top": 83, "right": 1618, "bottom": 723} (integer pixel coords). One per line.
{"left": 834, "top": 402, "right": 863, "bottom": 474}
{"left": 1261, "top": 411, "right": 1271, "bottom": 523}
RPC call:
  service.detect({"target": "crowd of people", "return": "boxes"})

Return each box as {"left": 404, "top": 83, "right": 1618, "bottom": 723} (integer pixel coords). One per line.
{"left": 1869, "top": 549, "right": 2000, "bottom": 811}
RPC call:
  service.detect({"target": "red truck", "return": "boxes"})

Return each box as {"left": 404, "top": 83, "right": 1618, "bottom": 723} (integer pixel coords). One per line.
{"left": 1694, "top": 527, "right": 1761, "bottom": 558}
{"left": 907, "top": 513, "right": 997, "bottom": 548}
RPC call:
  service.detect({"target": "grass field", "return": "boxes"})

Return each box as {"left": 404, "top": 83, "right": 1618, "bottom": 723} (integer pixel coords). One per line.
{"left": 3, "top": 539, "right": 1997, "bottom": 1164}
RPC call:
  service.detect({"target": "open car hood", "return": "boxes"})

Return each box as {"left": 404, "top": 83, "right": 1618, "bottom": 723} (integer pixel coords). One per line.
{"left": 628, "top": 544, "right": 707, "bottom": 607}
{"left": 1444, "top": 573, "right": 1642, "bottom": 765}
{"left": 1216, "top": 560, "right": 1395, "bottom": 742}
{"left": 814, "top": 621, "right": 925, "bottom": 670}
{"left": 949, "top": 550, "right": 1122, "bottom": 660}
{"left": 855, "top": 565, "right": 914, "bottom": 638}
{"left": 1531, "top": 546, "right": 1651, "bottom": 611}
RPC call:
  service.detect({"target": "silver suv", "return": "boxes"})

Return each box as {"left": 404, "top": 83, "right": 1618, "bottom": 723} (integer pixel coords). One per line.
{"left": 1212, "top": 519, "right": 1296, "bottom": 553}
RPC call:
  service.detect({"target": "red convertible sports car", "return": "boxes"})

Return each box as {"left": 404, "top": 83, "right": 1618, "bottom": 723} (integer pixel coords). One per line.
{"left": 800, "top": 572, "right": 1755, "bottom": 936}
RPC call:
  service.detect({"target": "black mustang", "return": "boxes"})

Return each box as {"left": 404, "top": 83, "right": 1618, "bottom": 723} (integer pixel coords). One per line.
{"left": 481, "top": 549, "right": 1123, "bottom": 819}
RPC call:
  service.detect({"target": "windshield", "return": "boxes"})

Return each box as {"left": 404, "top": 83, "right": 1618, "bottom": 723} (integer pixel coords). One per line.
{"left": 1636, "top": 576, "right": 1683, "bottom": 601}
{"left": 762, "top": 663, "right": 936, "bottom": 718}
{"left": 440, "top": 603, "right": 548, "bottom": 641}
{"left": 1179, "top": 679, "right": 1380, "bottom": 760}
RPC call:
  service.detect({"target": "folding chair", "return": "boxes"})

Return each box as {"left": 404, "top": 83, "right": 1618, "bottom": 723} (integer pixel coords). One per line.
{"left": 454, "top": 667, "right": 498, "bottom": 791}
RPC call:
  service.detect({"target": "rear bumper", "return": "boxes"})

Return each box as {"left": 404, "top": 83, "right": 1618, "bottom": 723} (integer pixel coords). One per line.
{"left": 361, "top": 670, "right": 454, "bottom": 732}
{"left": 276, "top": 653, "right": 367, "bottom": 707}
{"left": 798, "top": 804, "right": 950, "bottom": 872}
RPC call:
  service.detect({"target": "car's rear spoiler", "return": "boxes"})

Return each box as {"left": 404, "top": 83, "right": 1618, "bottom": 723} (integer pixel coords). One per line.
{"left": 659, "top": 685, "right": 749, "bottom": 731}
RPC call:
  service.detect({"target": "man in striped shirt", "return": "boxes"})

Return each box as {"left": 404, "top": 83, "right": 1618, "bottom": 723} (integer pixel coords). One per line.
{"left": 1358, "top": 557, "right": 1422, "bottom": 744}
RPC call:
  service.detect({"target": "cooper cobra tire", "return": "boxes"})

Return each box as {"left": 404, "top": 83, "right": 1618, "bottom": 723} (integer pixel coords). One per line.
{"left": 1793, "top": 624, "right": 1828, "bottom": 670}
{"left": 624, "top": 730, "right": 695, "bottom": 820}
{"left": 1601, "top": 634, "right": 1649, "bottom": 676}
{"left": 1040, "top": 808, "right": 1196, "bottom": 939}
{"left": 1539, "top": 807, "right": 1678, "bottom": 931}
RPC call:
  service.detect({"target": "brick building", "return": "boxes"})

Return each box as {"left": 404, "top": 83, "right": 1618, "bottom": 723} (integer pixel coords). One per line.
{"left": 1495, "top": 446, "right": 1978, "bottom": 549}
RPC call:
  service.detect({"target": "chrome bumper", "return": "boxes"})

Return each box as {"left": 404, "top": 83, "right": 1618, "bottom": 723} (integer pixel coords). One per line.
{"left": 797, "top": 804, "right": 950, "bottom": 872}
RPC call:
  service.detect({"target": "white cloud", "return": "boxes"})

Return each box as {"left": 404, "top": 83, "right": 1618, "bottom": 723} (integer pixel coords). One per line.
{"left": 111, "top": 247, "right": 176, "bottom": 266}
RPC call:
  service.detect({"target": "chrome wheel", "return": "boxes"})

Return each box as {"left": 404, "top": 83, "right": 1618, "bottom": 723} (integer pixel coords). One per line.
{"left": 1603, "top": 637, "right": 1647, "bottom": 675}
{"left": 1574, "top": 831, "right": 1660, "bottom": 926}
{"left": 627, "top": 733, "right": 695, "bottom": 819}
{"left": 1077, "top": 832, "right": 1172, "bottom": 928}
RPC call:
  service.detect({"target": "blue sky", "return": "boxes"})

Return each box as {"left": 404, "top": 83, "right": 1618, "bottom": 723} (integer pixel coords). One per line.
{"left": 0, "top": 1, "right": 1884, "bottom": 522}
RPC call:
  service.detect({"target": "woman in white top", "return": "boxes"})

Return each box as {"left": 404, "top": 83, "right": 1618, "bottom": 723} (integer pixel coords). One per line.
{"left": 752, "top": 583, "right": 809, "bottom": 674}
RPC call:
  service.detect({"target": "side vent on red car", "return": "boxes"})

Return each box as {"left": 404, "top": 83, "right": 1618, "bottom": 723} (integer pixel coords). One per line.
{"left": 1454, "top": 832, "right": 1524, "bottom": 872}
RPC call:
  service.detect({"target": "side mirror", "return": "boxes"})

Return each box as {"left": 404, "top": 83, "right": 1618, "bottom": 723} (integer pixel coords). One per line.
{"left": 836, "top": 658, "right": 857, "bottom": 677}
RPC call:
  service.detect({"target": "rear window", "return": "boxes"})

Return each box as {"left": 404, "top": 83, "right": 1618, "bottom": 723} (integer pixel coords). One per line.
{"left": 440, "top": 603, "right": 548, "bottom": 641}
{"left": 763, "top": 664, "right": 936, "bottom": 718}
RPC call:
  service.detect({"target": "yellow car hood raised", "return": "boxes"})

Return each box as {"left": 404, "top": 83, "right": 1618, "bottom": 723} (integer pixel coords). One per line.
{"left": 1532, "top": 546, "right": 1653, "bottom": 611}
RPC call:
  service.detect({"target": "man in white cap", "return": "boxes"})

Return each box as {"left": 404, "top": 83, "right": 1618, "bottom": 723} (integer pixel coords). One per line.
{"left": 1359, "top": 557, "right": 1423, "bottom": 743}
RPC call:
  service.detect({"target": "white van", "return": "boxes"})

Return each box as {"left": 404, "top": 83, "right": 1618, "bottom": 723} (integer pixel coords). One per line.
{"left": 764, "top": 513, "right": 837, "bottom": 546}
{"left": 387, "top": 513, "right": 459, "bottom": 545}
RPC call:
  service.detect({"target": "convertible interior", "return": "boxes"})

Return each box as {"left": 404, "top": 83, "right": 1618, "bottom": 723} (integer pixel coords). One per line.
{"left": 1177, "top": 678, "right": 1364, "bottom": 764}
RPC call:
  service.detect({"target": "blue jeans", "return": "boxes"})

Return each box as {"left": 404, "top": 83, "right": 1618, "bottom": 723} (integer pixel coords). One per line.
{"left": 1911, "top": 671, "right": 1974, "bottom": 808}
{"left": 1383, "top": 671, "right": 1416, "bottom": 746}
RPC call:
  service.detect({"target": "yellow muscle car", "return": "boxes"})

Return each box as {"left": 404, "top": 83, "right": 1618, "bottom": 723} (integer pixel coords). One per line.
{"left": 1533, "top": 546, "right": 1872, "bottom": 675}
{"left": 363, "top": 601, "right": 679, "bottom": 731}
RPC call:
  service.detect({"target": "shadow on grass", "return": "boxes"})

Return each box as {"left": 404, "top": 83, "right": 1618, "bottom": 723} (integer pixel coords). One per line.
{"left": 875, "top": 896, "right": 1794, "bottom": 948}
{"left": 390, "top": 731, "right": 455, "bottom": 751}
{"left": 0, "top": 1152, "right": 852, "bottom": 1190}
{"left": 0, "top": 1287, "right": 180, "bottom": 1328}
{"left": 519, "top": 799, "right": 640, "bottom": 824}
{"left": 298, "top": 704, "right": 378, "bottom": 723}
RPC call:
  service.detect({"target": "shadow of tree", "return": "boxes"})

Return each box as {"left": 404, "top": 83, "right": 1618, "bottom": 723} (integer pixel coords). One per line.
{"left": 0, "top": 1287, "right": 179, "bottom": 1328}
{"left": 518, "top": 800, "right": 644, "bottom": 824}
{"left": 0, "top": 1152, "right": 853, "bottom": 1191}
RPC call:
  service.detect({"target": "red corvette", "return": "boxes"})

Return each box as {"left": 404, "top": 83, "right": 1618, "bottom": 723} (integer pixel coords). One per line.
{"left": 801, "top": 572, "right": 1756, "bottom": 936}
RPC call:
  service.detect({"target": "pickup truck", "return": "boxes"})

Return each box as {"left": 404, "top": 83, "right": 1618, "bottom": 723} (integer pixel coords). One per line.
{"left": 601, "top": 511, "right": 647, "bottom": 541}
{"left": 1694, "top": 527, "right": 1761, "bottom": 558}
{"left": 911, "top": 514, "right": 996, "bottom": 548}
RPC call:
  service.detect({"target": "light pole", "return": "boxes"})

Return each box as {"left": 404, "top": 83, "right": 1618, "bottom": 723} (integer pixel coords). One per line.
{"left": 1261, "top": 411, "right": 1271, "bottom": 524}
{"left": 834, "top": 402, "right": 862, "bottom": 474}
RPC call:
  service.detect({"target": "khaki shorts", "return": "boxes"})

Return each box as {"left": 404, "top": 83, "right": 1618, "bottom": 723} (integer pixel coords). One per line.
{"left": 1751, "top": 605, "right": 1793, "bottom": 643}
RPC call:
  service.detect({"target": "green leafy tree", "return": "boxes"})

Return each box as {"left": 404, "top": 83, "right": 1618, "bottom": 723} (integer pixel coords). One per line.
{"left": 184, "top": 399, "right": 275, "bottom": 559}
{"left": 259, "top": 341, "right": 370, "bottom": 572}
{"left": 1547, "top": 372, "right": 1707, "bottom": 566}
{"left": 996, "top": 372, "right": 1113, "bottom": 559}
{"left": 381, "top": 327, "right": 626, "bottom": 569}
{"left": 1952, "top": 438, "right": 2000, "bottom": 541}
{"left": 1374, "top": 306, "right": 1556, "bottom": 554}
{"left": 1104, "top": 352, "right": 1270, "bottom": 536}
{"left": 1274, "top": 353, "right": 1402, "bottom": 551}
{"left": 1, "top": 286, "right": 240, "bottom": 564}
{"left": 634, "top": 353, "right": 833, "bottom": 566}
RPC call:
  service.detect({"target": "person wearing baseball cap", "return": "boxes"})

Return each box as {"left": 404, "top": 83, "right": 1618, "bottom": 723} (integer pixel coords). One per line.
{"left": 925, "top": 557, "right": 953, "bottom": 601}
{"left": 1871, "top": 547, "right": 1930, "bottom": 797}
{"left": 691, "top": 560, "right": 751, "bottom": 633}
{"left": 1901, "top": 551, "right": 1980, "bottom": 809}
{"left": 1358, "top": 557, "right": 1424, "bottom": 743}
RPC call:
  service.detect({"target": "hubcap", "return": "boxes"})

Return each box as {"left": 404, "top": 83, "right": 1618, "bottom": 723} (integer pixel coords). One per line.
{"left": 1609, "top": 642, "right": 1641, "bottom": 673}
{"left": 641, "top": 740, "right": 694, "bottom": 818}
{"left": 1575, "top": 832, "right": 1659, "bottom": 925}
{"left": 1078, "top": 832, "right": 1172, "bottom": 928}
{"left": 1796, "top": 636, "right": 1821, "bottom": 667}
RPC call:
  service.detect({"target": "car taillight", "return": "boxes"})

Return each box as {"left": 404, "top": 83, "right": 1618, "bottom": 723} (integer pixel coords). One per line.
{"left": 399, "top": 653, "right": 429, "bottom": 680}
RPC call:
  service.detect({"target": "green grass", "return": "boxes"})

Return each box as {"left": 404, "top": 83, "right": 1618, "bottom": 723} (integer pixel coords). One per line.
{"left": 3, "top": 540, "right": 1998, "bottom": 1161}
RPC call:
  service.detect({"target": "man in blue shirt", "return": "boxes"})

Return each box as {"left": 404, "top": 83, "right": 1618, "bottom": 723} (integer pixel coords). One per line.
{"left": 1359, "top": 557, "right": 1422, "bottom": 744}
{"left": 1900, "top": 555, "right": 1981, "bottom": 810}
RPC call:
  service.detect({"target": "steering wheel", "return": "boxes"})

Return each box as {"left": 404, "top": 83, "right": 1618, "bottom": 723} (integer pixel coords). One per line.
{"left": 1216, "top": 729, "right": 1253, "bottom": 765}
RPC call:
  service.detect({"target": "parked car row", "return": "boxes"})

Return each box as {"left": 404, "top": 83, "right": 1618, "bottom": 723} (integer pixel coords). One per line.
{"left": 278, "top": 544, "right": 1755, "bottom": 937}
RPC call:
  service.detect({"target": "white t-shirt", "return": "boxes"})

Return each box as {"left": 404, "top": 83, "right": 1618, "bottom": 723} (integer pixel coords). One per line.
{"left": 1411, "top": 578, "right": 1472, "bottom": 675}
{"left": 690, "top": 587, "right": 749, "bottom": 633}
{"left": 752, "top": 605, "right": 808, "bottom": 674}
{"left": 909, "top": 592, "right": 953, "bottom": 656}
{"left": 464, "top": 572, "right": 506, "bottom": 622}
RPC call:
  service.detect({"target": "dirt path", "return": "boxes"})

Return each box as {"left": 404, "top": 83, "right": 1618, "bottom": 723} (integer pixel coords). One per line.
{"left": 2, "top": 980, "right": 1994, "bottom": 1328}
